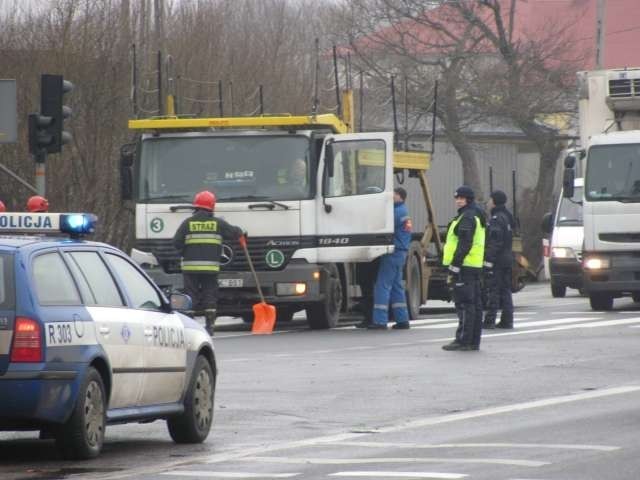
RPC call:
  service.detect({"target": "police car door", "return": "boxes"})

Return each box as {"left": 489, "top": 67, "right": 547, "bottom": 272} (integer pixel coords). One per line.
{"left": 316, "top": 132, "right": 394, "bottom": 262}
{"left": 104, "top": 252, "right": 186, "bottom": 406}
{"left": 63, "top": 250, "right": 146, "bottom": 409}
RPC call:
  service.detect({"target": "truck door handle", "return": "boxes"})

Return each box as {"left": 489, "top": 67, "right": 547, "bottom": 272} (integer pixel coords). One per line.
{"left": 99, "top": 326, "right": 110, "bottom": 335}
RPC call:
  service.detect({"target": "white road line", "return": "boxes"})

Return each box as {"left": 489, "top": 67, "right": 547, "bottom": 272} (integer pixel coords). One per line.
{"left": 329, "top": 472, "right": 467, "bottom": 479}
{"left": 160, "top": 472, "right": 300, "bottom": 478}
{"left": 414, "top": 316, "right": 601, "bottom": 330}
{"left": 332, "top": 441, "right": 620, "bottom": 452}
{"left": 98, "top": 385, "right": 640, "bottom": 480}
{"left": 243, "top": 457, "right": 548, "bottom": 467}
{"left": 482, "top": 317, "right": 640, "bottom": 338}
{"left": 375, "top": 385, "right": 640, "bottom": 434}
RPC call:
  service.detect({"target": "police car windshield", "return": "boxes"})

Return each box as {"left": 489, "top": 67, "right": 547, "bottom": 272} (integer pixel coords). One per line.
{"left": 0, "top": 253, "right": 15, "bottom": 310}
{"left": 139, "top": 135, "right": 311, "bottom": 203}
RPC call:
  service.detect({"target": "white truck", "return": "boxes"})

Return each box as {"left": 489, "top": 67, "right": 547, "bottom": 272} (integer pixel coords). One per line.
{"left": 563, "top": 68, "right": 640, "bottom": 310}
{"left": 120, "top": 113, "right": 442, "bottom": 328}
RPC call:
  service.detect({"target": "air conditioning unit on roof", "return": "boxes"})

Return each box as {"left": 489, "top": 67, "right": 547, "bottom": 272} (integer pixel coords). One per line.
{"left": 606, "top": 68, "right": 640, "bottom": 112}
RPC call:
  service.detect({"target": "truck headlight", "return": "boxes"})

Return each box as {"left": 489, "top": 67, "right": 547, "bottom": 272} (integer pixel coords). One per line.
{"left": 276, "top": 282, "right": 307, "bottom": 296}
{"left": 584, "top": 257, "right": 610, "bottom": 270}
{"left": 551, "top": 247, "right": 576, "bottom": 259}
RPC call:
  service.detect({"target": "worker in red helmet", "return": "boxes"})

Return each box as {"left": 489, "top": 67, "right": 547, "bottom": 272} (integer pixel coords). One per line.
{"left": 173, "top": 190, "right": 244, "bottom": 335}
{"left": 27, "top": 195, "right": 49, "bottom": 213}
{"left": 0, "top": 201, "right": 5, "bottom": 212}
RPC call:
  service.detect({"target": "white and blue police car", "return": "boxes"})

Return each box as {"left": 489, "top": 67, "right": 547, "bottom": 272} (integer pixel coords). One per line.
{"left": 0, "top": 212, "right": 216, "bottom": 459}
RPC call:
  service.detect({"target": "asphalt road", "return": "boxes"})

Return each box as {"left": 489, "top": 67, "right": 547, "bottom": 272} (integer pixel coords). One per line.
{"left": 2, "top": 282, "right": 640, "bottom": 480}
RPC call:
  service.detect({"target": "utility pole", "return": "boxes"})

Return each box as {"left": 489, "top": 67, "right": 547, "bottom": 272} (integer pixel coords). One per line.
{"left": 595, "top": 0, "right": 606, "bottom": 69}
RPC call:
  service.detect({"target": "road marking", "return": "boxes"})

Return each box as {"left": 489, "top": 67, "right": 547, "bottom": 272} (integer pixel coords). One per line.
{"left": 332, "top": 441, "right": 620, "bottom": 452}
{"left": 223, "top": 358, "right": 252, "bottom": 363}
{"left": 414, "top": 317, "right": 601, "bottom": 330}
{"left": 482, "top": 317, "right": 640, "bottom": 338}
{"left": 160, "top": 473, "right": 300, "bottom": 478}
{"left": 243, "top": 457, "right": 548, "bottom": 467}
{"left": 329, "top": 472, "right": 467, "bottom": 479}
{"left": 375, "top": 385, "right": 640, "bottom": 434}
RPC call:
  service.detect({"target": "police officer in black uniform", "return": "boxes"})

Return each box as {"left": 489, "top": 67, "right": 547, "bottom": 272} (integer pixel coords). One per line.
{"left": 442, "top": 186, "right": 486, "bottom": 351}
{"left": 174, "top": 190, "right": 244, "bottom": 335}
{"left": 483, "top": 190, "right": 515, "bottom": 329}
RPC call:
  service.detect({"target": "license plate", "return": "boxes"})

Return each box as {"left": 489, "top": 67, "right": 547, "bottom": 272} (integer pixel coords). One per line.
{"left": 218, "top": 278, "right": 243, "bottom": 288}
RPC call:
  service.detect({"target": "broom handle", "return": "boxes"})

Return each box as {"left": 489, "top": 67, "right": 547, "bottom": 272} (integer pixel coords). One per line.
{"left": 240, "top": 236, "right": 266, "bottom": 304}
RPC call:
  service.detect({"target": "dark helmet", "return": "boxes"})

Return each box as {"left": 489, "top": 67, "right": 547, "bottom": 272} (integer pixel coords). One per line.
{"left": 490, "top": 190, "right": 507, "bottom": 206}
{"left": 454, "top": 185, "right": 474, "bottom": 201}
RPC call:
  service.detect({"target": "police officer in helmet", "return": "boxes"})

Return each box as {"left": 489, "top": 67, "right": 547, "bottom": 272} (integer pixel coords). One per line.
{"left": 442, "top": 185, "right": 486, "bottom": 351}
{"left": 174, "top": 190, "right": 244, "bottom": 335}
{"left": 483, "top": 190, "right": 515, "bottom": 329}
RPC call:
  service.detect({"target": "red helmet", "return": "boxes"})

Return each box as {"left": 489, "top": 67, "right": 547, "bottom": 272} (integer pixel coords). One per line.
{"left": 0, "top": 201, "right": 5, "bottom": 213}
{"left": 193, "top": 191, "right": 216, "bottom": 211}
{"left": 27, "top": 195, "right": 49, "bottom": 213}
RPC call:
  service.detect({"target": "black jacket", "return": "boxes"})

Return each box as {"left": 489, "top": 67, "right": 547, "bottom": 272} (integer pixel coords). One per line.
{"left": 484, "top": 205, "right": 514, "bottom": 269}
{"left": 450, "top": 202, "right": 486, "bottom": 269}
{"left": 173, "top": 209, "right": 243, "bottom": 273}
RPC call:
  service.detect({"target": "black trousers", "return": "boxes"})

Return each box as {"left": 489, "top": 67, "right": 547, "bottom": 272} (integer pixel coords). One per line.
{"left": 183, "top": 273, "right": 218, "bottom": 313}
{"left": 453, "top": 268, "right": 483, "bottom": 347}
{"left": 484, "top": 267, "right": 514, "bottom": 326}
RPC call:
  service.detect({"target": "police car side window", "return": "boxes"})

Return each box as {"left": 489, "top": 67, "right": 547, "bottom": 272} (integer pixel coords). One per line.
{"left": 67, "top": 252, "right": 124, "bottom": 307}
{"left": 105, "top": 254, "right": 163, "bottom": 311}
{"left": 33, "top": 252, "right": 81, "bottom": 306}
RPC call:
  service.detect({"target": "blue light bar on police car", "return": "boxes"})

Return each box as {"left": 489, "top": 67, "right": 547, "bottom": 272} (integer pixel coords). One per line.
{"left": 0, "top": 213, "right": 97, "bottom": 235}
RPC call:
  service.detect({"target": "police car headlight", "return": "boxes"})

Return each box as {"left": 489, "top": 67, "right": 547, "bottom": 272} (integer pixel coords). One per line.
{"left": 60, "top": 214, "right": 97, "bottom": 235}
{"left": 551, "top": 247, "right": 575, "bottom": 259}
{"left": 584, "top": 257, "right": 610, "bottom": 270}
{"left": 276, "top": 282, "right": 307, "bottom": 296}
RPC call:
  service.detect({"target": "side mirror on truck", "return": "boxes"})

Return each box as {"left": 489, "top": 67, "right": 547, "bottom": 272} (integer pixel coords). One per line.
{"left": 541, "top": 212, "right": 554, "bottom": 235}
{"left": 562, "top": 154, "right": 575, "bottom": 199}
{"left": 120, "top": 143, "right": 136, "bottom": 201}
{"left": 325, "top": 140, "right": 335, "bottom": 179}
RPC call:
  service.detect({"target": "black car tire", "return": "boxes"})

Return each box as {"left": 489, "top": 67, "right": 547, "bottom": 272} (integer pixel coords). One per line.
{"left": 55, "top": 367, "right": 106, "bottom": 460}
{"left": 632, "top": 292, "right": 640, "bottom": 303}
{"left": 551, "top": 283, "right": 566, "bottom": 298}
{"left": 168, "top": 355, "right": 215, "bottom": 444}
{"left": 307, "top": 265, "right": 342, "bottom": 329}
{"left": 589, "top": 293, "right": 613, "bottom": 311}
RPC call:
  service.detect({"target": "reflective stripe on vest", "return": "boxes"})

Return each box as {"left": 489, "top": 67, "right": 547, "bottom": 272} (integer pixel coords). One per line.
{"left": 442, "top": 215, "right": 485, "bottom": 268}
{"left": 181, "top": 260, "right": 220, "bottom": 272}
{"left": 185, "top": 233, "right": 222, "bottom": 245}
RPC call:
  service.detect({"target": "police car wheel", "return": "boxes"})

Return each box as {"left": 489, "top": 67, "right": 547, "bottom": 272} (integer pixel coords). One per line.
{"left": 55, "top": 367, "right": 106, "bottom": 460}
{"left": 168, "top": 355, "right": 215, "bottom": 443}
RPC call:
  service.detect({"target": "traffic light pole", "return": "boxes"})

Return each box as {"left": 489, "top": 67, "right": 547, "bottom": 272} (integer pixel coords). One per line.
{"left": 34, "top": 151, "right": 46, "bottom": 196}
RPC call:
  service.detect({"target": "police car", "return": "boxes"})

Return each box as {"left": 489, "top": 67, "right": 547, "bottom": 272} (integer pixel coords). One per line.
{"left": 0, "top": 212, "right": 216, "bottom": 459}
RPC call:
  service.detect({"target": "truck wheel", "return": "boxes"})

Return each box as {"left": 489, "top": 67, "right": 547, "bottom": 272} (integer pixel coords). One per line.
{"left": 168, "top": 355, "right": 215, "bottom": 444}
{"left": 632, "top": 293, "right": 640, "bottom": 303}
{"left": 55, "top": 367, "right": 106, "bottom": 460}
{"left": 551, "top": 283, "right": 566, "bottom": 298}
{"left": 405, "top": 252, "right": 422, "bottom": 320}
{"left": 589, "top": 293, "right": 613, "bottom": 311}
{"left": 307, "top": 265, "right": 342, "bottom": 329}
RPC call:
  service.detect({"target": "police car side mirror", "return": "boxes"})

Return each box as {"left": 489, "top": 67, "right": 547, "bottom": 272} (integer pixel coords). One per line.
{"left": 170, "top": 293, "right": 192, "bottom": 312}
{"left": 120, "top": 143, "right": 136, "bottom": 201}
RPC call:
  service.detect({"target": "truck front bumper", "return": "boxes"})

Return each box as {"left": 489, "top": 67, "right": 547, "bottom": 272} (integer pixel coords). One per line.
{"left": 583, "top": 251, "right": 640, "bottom": 295}
{"left": 145, "top": 261, "right": 325, "bottom": 315}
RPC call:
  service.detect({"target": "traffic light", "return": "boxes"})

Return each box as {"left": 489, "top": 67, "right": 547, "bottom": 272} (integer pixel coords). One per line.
{"left": 28, "top": 74, "right": 73, "bottom": 156}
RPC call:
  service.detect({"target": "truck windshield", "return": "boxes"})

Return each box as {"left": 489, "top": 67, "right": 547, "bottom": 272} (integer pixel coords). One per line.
{"left": 556, "top": 186, "right": 583, "bottom": 226}
{"left": 138, "top": 135, "right": 311, "bottom": 203}
{"left": 586, "top": 143, "right": 640, "bottom": 202}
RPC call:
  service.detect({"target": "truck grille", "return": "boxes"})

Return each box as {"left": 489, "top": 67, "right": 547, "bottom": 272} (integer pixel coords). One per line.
{"left": 136, "top": 237, "right": 315, "bottom": 273}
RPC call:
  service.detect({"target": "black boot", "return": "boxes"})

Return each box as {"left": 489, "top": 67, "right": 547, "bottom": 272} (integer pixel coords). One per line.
{"left": 204, "top": 309, "right": 217, "bottom": 336}
{"left": 496, "top": 313, "right": 513, "bottom": 329}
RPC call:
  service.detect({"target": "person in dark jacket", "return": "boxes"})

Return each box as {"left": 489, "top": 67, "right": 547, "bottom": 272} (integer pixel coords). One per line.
{"left": 442, "top": 185, "right": 486, "bottom": 351}
{"left": 369, "top": 187, "right": 413, "bottom": 330}
{"left": 483, "top": 190, "right": 515, "bottom": 329}
{"left": 174, "top": 190, "right": 244, "bottom": 335}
